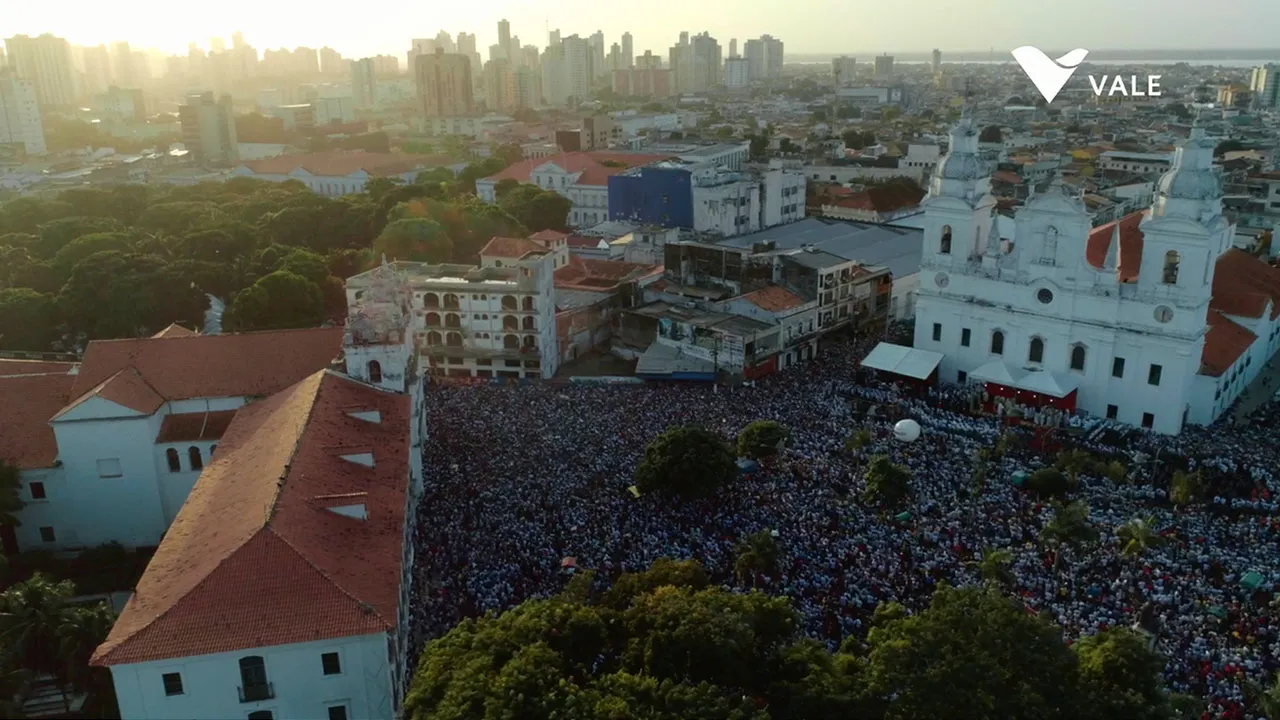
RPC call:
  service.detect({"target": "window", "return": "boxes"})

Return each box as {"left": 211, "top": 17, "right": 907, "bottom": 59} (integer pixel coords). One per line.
{"left": 1162, "top": 250, "right": 1180, "bottom": 284}
{"left": 162, "top": 672, "right": 184, "bottom": 696}
{"left": 1141, "top": 412, "right": 1154, "bottom": 429}
{"left": 327, "top": 706, "right": 349, "bottom": 720}
{"left": 166, "top": 448, "right": 181, "bottom": 473}
{"left": 939, "top": 225, "right": 952, "bottom": 255}
{"left": 367, "top": 360, "right": 382, "bottom": 383}
{"left": 239, "top": 656, "right": 271, "bottom": 702}
{"left": 1070, "top": 345, "right": 1086, "bottom": 371}
{"left": 1112, "top": 357, "right": 1126, "bottom": 378}
{"left": 1037, "top": 288, "right": 1054, "bottom": 304}
{"left": 210, "top": 444, "right": 217, "bottom": 457}
{"left": 990, "top": 330, "right": 1004, "bottom": 355}
{"left": 96, "top": 458, "right": 122, "bottom": 478}
{"left": 321, "top": 652, "right": 342, "bottom": 676}
{"left": 957, "top": 370, "right": 967, "bottom": 384}
{"left": 1028, "top": 337, "right": 1044, "bottom": 364}
{"left": 960, "top": 328, "right": 971, "bottom": 347}
{"left": 248, "top": 713, "right": 274, "bottom": 720}
{"left": 932, "top": 323, "right": 942, "bottom": 342}
{"left": 1106, "top": 404, "right": 1118, "bottom": 420}
{"left": 1148, "top": 364, "right": 1162, "bottom": 386}
{"left": 29, "top": 482, "right": 46, "bottom": 500}
{"left": 188, "top": 447, "right": 203, "bottom": 471}
{"left": 39, "top": 526, "right": 55, "bottom": 543}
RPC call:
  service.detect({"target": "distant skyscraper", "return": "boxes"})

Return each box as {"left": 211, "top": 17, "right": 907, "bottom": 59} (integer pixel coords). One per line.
{"left": 179, "top": 91, "right": 237, "bottom": 164}
{"left": 80, "top": 44, "right": 112, "bottom": 95}
{"left": 4, "top": 34, "right": 77, "bottom": 108}
{"left": 1249, "top": 64, "right": 1280, "bottom": 110}
{"left": 436, "top": 31, "right": 455, "bottom": 54}
{"left": 621, "top": 32, "right": 634, "bottom": 68}
{"left": 210, "top": 37, "right": 226, "bottom": 53}
{"left": 609, "top": 43, "right": 622, "bottom": 73}
{"left": 589, "top": 31, "right": 606, "bottom": 80}
{"left": 932, "top": 48, "right": 942, "bottom": 75}
{"left": 729, "top": 39, "right": 738, "bottom": 59}
{"left": 513, "top": 66, "right": 540, "bottom": 109}
{"left": 484, "top": 58, "right": 515, "bottom": 112}
{"left": 319, "top": 47, "right": 345, "bottom": 75}
{"left": 833, "top": 56, "right": 856, "bottom": 87}
{"left": 456, "top": 32, "right": 481, "bottom": 78}
{"left": 0, "top": 70, "right": 48, "bottom": 155}
{"left": 232, "top": 31, "right": 246, "bottom": 49}
{"left": 351, "top": 57, "right": 377, "bottom": 108}
{"left": 762, "top": 35, "right": 783, "bottom": 78}
{"left": 671, "top": 32, "right": 721, "bottom": 93}
{"left": 562, "top": 35, "right": 593, "bottom": 103}
{"left": 874, "top": 54, "right": 894, "bottom": 82}
{"left": 498, "top": 19, "right": 511, "bottom": 59}
{"left": 541, "top": 42, "right": 568, "bottom": 106}
{"left": 549, "top": 29, "right": 561, "bottom": 47}
{"left": 414, "top": 49, "right": 474, "bottom": 117}
{"left": 111, "top": 41, "right": 134, "bottom": 86}
{"left": 743, "top": 35, "right": 783, "bottom": 81}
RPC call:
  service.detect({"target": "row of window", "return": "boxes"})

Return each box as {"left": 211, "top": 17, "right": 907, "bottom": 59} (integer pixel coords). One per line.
{"left": 165, "top": 446, "right": 212, "bottom": 473}
{"left": 161, "top": 653, "right": 346, "bottom": 713}
{"left": 419, "top": 294, "right": 536, "bottom": 311}
{"left": 937, "top": 324, "right": 1164, "bottom": 385}
{"left": 424, "top": 313, "right": 537, "bottom": 330}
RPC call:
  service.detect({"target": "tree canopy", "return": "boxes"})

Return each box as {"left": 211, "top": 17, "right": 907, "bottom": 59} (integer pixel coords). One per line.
{"left": 738, "top": 420, "right": 790, "bottom": 460}
{"left": 635, "top": 425, "right": 738, "bottom": 498}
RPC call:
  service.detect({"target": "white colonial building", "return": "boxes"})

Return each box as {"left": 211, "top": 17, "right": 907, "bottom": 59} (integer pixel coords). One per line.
{"left": 914, "top": 116, "right": 1280, "bottom": 434}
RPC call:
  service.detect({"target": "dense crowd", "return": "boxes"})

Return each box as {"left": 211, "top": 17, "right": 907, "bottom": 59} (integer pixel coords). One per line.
{"left": 407, "top": 333, "right": 1279, "bottom": 719}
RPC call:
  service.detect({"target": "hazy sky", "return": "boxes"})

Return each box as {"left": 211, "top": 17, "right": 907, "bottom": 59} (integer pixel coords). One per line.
{"left": 8, "top": 0, "right": 1279, "bottom": 58}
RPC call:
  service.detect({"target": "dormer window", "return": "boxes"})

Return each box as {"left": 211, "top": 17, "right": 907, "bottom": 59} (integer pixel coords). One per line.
{"left": 940, "top": 225, "right": 952, "bottom": 255}
{"left": 1163, "top": 250, "right": 1180, "bottom": 285}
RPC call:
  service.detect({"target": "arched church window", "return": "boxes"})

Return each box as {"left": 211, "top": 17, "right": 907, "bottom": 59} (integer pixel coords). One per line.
{"left": 166, "top": 448, "right": 181, "bottom": 473}
{"left": 188, "top": 446, "right": 203, "bottom": 471}
{"left": 1070, "top": 344, "right": 1086, "bottom": 372}
{"left": 1028, "top": 337, "right": 1045, "bottom": 364}
{"left": 940, "top": 225, "right": 952, "bottom": 255}
{"left": 522, "top": 316, "right": 536, "bottom": 331}
{"left": 990, "top": 330, "right": 1005, "bottom": 356}
{"left": 368, "top": 360, "right": 382, "bottom": 383}
{"left": 1042, "top": 226, "right": 1059, "bottom": 265}
{"left": 1163, "top": 251, "right": 1180, "bottom": 284}
{"left": 503, "top": 315, "right": 519, "bottom": 331}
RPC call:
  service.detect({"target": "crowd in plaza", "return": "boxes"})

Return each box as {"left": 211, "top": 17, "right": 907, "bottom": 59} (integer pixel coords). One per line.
{"left": 408, "top": 331, "right": 1280, "bottom": 718}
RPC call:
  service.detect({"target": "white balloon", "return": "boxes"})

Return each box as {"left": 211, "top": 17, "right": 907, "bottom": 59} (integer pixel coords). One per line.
{"left": 893, "top": 419, "right": 922, "bottom": 443}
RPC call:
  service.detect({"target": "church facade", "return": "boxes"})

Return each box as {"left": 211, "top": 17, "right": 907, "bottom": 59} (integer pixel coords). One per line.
{"left": 914, "top": 116, "right": 1280, "bottom": 434}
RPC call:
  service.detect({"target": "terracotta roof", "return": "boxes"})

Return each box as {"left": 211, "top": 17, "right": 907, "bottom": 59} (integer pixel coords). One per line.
{"left": 1201, "top": 310, "right": 1256, "bottom": 376}
{"left": 555, "top": 256, "right": 660, "bottom": 290}
{"left": 151, "top": 323, "right": 197, "bottom": 339}
{"left": 76, "top": 368, "right": 166, "bottom": 416}
{"left": 0, "top": 371, "right": 75, "bottom": 469}
{"left": 739, "top": 286, "right": 808, "bottom": 312}
{"left": 155, "top": 410, "right": 239, "bottom": 444}
{"left": 1210, "top": 248, "right": 1280, "bottom": 320}
{"left": 240, "top": 151, "right": 455, "bottom": 178}
{"left": 480, "top": 236, "right": 545, "bottom": 260}
{"left": 92, "top": 371, "right": 409, "bottom": 666}
{"left": 528, "top": 229, "right": 569, "bottom": 244}
{"left": 565, "top": 234, "right": 607, "bottom": 249}
{"left": 1085, "top": 211, "right": 1146, "bottom": 282}
{"left": 483, "top": 152, "right": 673, "bottom": 187}
{"left": 0, "top": 359, "right": 75, "bottom": 377}
{"left": 68, "top": 328, "right": 344, "bottom": 408}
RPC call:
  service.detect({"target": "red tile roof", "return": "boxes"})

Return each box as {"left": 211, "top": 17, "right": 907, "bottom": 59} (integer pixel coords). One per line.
{"left": 53, "top": 367, "right": 166, "bottom": 419}
{"left": 480, "top": 236, "right": 546, "bottom": 260}
{"left": 528, "top": 229, "right": 569, "bottom": 244}
{"left": 739, "top": 286, "right": 809, "bottom": 312}
{"left": 0, "top": 359, "right": 75, "bottom": 377}
{"left": 151, "top": 323, "right": 197, "bottom": 339}
{"left": 240, "top": 151, "right": 455, "bottom": 178}
{"left": 1201, "top": 311, "right": 1256, "bottom": 377}
{"left": 565, "top": 234, "right": 607, "bottom": 249}
{"left": 0, "top": 371, "right": 74, "bottom": 469}
{"left": 1085, "top": 211, "right": 1146, "bottom": 282}
{"left": 155, "top": 410, "right": 239, "bottom": 444}
{"left": 555, "top": 256, "right": 660, "bottom": 290}
{"left": 92, "top": 371, "right": 410, "bottom": 666}
{"left": 1211, "top": 248, "right": 1280, "bottom": 320}
{"left": 483, "top": 152, "right": 673, "bottom": 187}
{"left": 68, "top": 328, "right": 344, "bottom": 407}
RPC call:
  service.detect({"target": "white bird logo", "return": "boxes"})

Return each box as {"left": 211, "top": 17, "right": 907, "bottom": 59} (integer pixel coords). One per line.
{"left": 1011, "top": 47, "right": 1089, "bottom": 103}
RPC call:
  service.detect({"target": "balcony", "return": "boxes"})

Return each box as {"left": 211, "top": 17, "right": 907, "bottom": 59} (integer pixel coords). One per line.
{"left": 238, "top": 682, "right": 274, "bottom": 703}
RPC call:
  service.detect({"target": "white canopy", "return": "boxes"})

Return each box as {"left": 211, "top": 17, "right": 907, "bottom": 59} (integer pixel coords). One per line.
{"left": 970, "top": 360, "right": 1023, "bottom": 386}
{"left": 860, "top": 343, "right": 943, "bottom": 381}
{"left": 969, "top": 360, "right": 1080, "bottom": 398}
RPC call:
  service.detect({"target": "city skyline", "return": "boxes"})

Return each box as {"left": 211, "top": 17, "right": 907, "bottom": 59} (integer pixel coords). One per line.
{"left": 9, "top": 0, "right": 1279, "bottom": 60}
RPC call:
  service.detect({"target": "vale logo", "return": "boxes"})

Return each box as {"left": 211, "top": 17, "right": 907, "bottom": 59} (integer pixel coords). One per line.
{"left": 1011, "top": 46, "right": 1162, "bottom": 103}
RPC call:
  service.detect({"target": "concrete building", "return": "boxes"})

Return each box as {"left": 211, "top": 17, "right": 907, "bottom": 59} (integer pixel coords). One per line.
{"left": 513, "top": 66, "right": 540, "bottom": 109}
{"left": 832, "top": 56, "right": 857, "bottom": 87}
{"left": 621, "top": 32, "right": 634, "bottom": 68}
{"left": 352, "top": 58, "right": 377, "bottom": 109}
{"left": 484, "top": 59, "right": 516, "bottom": 113}
{"left": 612, "top": 67, "right": 673, "bottom": 99}
{"left": 1248, "top": 64, "right": 1279, "bottom": 110}
{"left": 835, "top": 86, "right": 905, "bottom": 106}
{"left": 4, "top": 34, "right": 76, "bottom": 108}
{"left": 93, "top": 85, "right": 146, "bottom": 122}
{"left": 0, "top": 71, "right": 47, "bottom": 156}
{"left": 742, "top": 35, "right": 783, "bottom": 81}
{"left": 230, "top": 152, "right": 457, "bottom": 197}
{"left": 310, "top": 96, "right": 355, "bottom": 126}
{"left": 179, "top": 92, "right": 238, "bottom": 165}
{"left": 670, "top": 32, "right": 721, "bottom": 94}
{"left": 913, "top": 117, "right": 1280, "bottom": 434}
{"left": 874, "top": 54, "right": 895, "bottom": 82}
{"left": 562, "top": 35, "right": 594, "bottom": 103}
{"left": 589, "top": 31, "right": 606, "bottom": 81}
{"left": 1098, "top": 150, "right": 1174, "bottom": 175}
{"left": 414, "top": 49, "right": 474, "bottom": 118}
{"left": 272, "top": 103, "right": 315, "bottom": 132}
{"left": 80, "top": 44, "right": 112, "bottom": 97}
{"left": 344, "top": 256, "right": 560, "bottom": 380}
{"left": 932, "top": 48, "right": 942, "bottom": 75}
{"left": 724, "top": 58, "right": 749, "bottom": 89}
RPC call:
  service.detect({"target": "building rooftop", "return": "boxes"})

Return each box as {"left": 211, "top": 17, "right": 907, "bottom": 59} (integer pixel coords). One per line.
{"left": 347, "top": 261, "right": 539, "bottom": 287}
{"left": 632, "top": 300, "right": 772, "bottom": 334}
{"left": 0, "top": 370, "right": 75, "bottom": 469}
{"left": 720, "top": 217, "right": 924, "bottom": 278}
{"left": 237, "top": 151, "right": 457, "bottom": 178}
{"left": 92, "top": 371, "right": 410, "bottom": 666}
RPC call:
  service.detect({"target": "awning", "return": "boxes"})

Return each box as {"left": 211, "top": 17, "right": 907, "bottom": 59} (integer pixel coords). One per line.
{"left": 860, "top": 342, "right": 943, "bottom": 381}
{"left": 970, "top": 361, "right": 1079, "bottom": 399}
{"left": 971, "top": 360, "right": 1023, "bottom": 386}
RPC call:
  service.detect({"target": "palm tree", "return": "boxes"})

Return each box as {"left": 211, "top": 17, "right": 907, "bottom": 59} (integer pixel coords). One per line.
{"left": 0, "top": 574, "right": 76, "bottom": 679}
{"left": 57, "top": 602, "right": 116, "bottom": 707}
{"left": 0, "top": 661, "right": 30, "bottom": 718}
{"left": 1169, "top": 469, "right": 1204, "bottom": 506}
{"left": 970, "top": 547, "right": 1014, "bottom": 589}
{"left": 0, "top": 459, "right": 25, "bottom": 528}
{"left": 1054, "top": 449, "right": 1094, "bottom": 488}
{"left": 862, "top": 455, "right": 912, "bottom": 509}
{"left": 1244, "top": 673, "right": 1280, "bottom": 719}
{"left": 1115, "top": 517, "right": 1165, "bottom": 559}
{"left": 733, "top": 530, "right": 780, "bottom": 588}
{"left": 1041, "top": 500, "right": 1098, "bottom": 569}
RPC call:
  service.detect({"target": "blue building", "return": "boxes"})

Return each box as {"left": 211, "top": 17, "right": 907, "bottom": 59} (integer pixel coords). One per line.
{"left": 608, "top": 165, "right": 695, "bottom": 228}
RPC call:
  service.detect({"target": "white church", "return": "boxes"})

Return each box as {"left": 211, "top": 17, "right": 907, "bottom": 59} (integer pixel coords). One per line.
{"left": 913, "top": 115, "right": 1280, "bottom": 434}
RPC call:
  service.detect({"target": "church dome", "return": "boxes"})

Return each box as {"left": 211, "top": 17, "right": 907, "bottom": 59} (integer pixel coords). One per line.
{"left": 1156, "top": 167, "right": 1221, "bottom": 201}
{"left": 937, "top": 152, "right": 985, "bottom": 181}
{"left": 1152, "top": 125, "right": 1222, "bottom": 217}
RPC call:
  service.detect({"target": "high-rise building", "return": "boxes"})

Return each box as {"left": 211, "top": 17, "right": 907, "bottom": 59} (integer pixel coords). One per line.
{"left": 608, "top": 43, "right": 622, "bottom": 73}
{"left": 0, "top": 46, "right": 6, "bottom": 69}
{"left": 549, "top": 30, "right": 561, "bottom": 46}
{"left": 81, "top": 44, "right": 112, "bottom": 96}
{"left": 371, "top": 55, "right": 399, "bottom": 76}
{"left": 179, "top": 91, "right": 238, "bottom": 164}
{"left": 932, "top": 48, "right": 942, "bottom": 75}
{"left": 833, "top": 56, "right": 856, "bottom": 87}
{"left": 762, "top": 35, "right": 784, "bottom": 78}
{"left": 0, "top": 70, "right": 47, "bottom": 156}
{"left": 522, "top": 45, "right": 540, "bottom": 71}
{"left": 435, "top": 31, "right": 455, "bottom": 54}
{"left": 319, "top": 47, "right": 345, "bottom": 75}
{"left": 622, "top": 32, "right": 634, "bottom": 68}
{"left": 513, "top": 66, "right": 540, "bottom": 109}
{"left": 671, "top": 32, "right": 721, "bottom": 93}
{"left": 612, "top": 67, "right": 673, "bottom": 99}
{"left": 232, "top": 31, "right": 246, "bottom": 49}
{"left": 562, "top": 35, "right": 593, "bottom": 103}
{"left": 1249, "top": 64, "right": 1280, "bottom": 110}
{"left": 874, "top": 54, "right": 895, "bottom": 82}
{"left": 352, "top": 57, "right": 377, "bottom": 108}
{"left": 498, "top": 19, "right": 511, "bottom": 59}
{"left": 414, "top": 49, "right": 474, "bottom": 117}
{"left": 636, "top": 51, "right": 662, "bottom": 70}
{"left": 729, "top": 39, "right": 738, "bottom": 59}
{"left": 4, "top": 34, "right": 77, "bottom": 108}
{"left": 294, "top": 47, "right": 320, "bottom": 75}
{"left": 210, "top": 37, "right": 226, "bottom": 53}
{"left": 456, "top": 32, "right": 481, "bottom": 78}
{"left": 484, "top": 58, "right": 515, "bottom": 113}
{"left": 724, "top": 57, "right": 749, "bottom": 89}
{"left": 111, "top": 41, "right": 134, "bottom": 86}
{"left": 589, "top": 31, "right": 606, "bottom": 80}
{"left": 541, "top": 42, "right": 568, "bottom": 106}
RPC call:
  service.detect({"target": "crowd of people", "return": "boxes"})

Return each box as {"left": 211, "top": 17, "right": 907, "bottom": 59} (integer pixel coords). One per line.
{"left": 407, "top": 331, "right": 1279, "bottom": 718}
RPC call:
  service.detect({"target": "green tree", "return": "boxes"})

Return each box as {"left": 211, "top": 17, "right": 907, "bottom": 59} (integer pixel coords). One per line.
{"left": 1115, "top": 517, "right": 1165, "bottom": 559}
{"left": 34, "top": 216, "right": 122, "bottom": 259}
{"left": 57, "top": 251, "right": 207, "bottom": 339}
{"left": 1040, "top": 500, "right": 1098, "bottom": 568}
{"left": 225, "top": 271, "right": 325, "bottom": 332}
{"left": 1054, "top": 449, "right": 1094, "bottom": 487}
{"left": 498, "top": 184, "right": 572, "bottom": 233}
{"left": 862, "top": 455, "right": 912, "bottom": 508}
{"left": 51, "top": 232, "right": 135, "bottom": 275}
{"left": 1244, "top": 673, "right": 1280, "bottom": 719}
{"left": 0, "top": 289, "right": 60, "bottom": 351}
{"left": 972, "top": 547, "right": 1014, "bottom": 589}
{"left": 733, "top": 530, "right": 780, "bottom": 587}
{"left": 601, "top": 558, "right": 708, "bottom": 609}
{"left": 56, "top": 601, "right": 115, "bottom": 709}
{"left": 493, "top": 177, "right": 521, "bottom": 200}
{"left": 865, "top": 584, "right": 1078, "bottom": 720}
{"left": 135, "top": 201, "right": 224, "bottom": 237}
{"left": 372, "top": 218, "right": 453, "bottom": 263}
{"left": 1075, "top": 628, "right": 1175, "bottom": 720}
{"left": 843, "top": 129, "right": 875, "bottom": 150}
{"left": 0, "top": 459, "right": 25, "bottom": 527}
{"left": 737, "top": 420, "right": 789, "bottom": 460}
{"left": 1169, "top": 469, "right": 1203, "bottom": 506}
{"left": 326, "top": 248, "right": 372, "bottom": 279}
{"left": 634, "top": 425, "right": 737, "bottom": 498}
{"left": 1026, "top": 467, "right": 1072, "bottom": 499}
{"left": 0, "top": 573, "right": 76, "bottom": 680}
{"left": 1214, "top": 139, "right": 1245, "bottom": 157}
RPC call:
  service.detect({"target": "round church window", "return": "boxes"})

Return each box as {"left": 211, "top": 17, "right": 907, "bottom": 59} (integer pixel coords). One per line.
{"left": 1154, "top": 306, "right": 1174, "bottom": 323}
{"left": 934, "top": 273, "right": 950, "bottom": 288}
{"left": 1037, "top": 288, "right": 1054, "bottom": 304}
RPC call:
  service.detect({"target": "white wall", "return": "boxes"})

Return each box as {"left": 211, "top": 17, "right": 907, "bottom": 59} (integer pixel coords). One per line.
{"left": 110, "top": 633, "right": 394, "bottom": 720}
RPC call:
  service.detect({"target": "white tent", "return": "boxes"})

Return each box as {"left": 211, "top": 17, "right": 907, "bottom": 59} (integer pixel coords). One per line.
{"left": 860, "top": 343, "right": 943, "bottom": 381}
{"left": 1016, "top": 369, "right": 1081, "bottom": 398}
{"left": 969, "top": 360, "right": 1024, "bottom": 387}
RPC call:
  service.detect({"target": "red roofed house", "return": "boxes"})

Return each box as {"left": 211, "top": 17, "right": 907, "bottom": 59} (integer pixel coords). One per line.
{"left": 91, "top": 370, "right": 417, "bottom": 720}
{"left": 2, "top": 327, "right": 345, "bottom": 552}
{"left": 480, "top": 229, "right": 571, "bottom": 270}
{"left": 913, "top": 120, "right": 1280, "bottom": 433}
{"left": 230, "top": 151, "right": 461, "bottom": 197}
{"left": 474, "top": 151, "right": 673, "bottom": 228}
